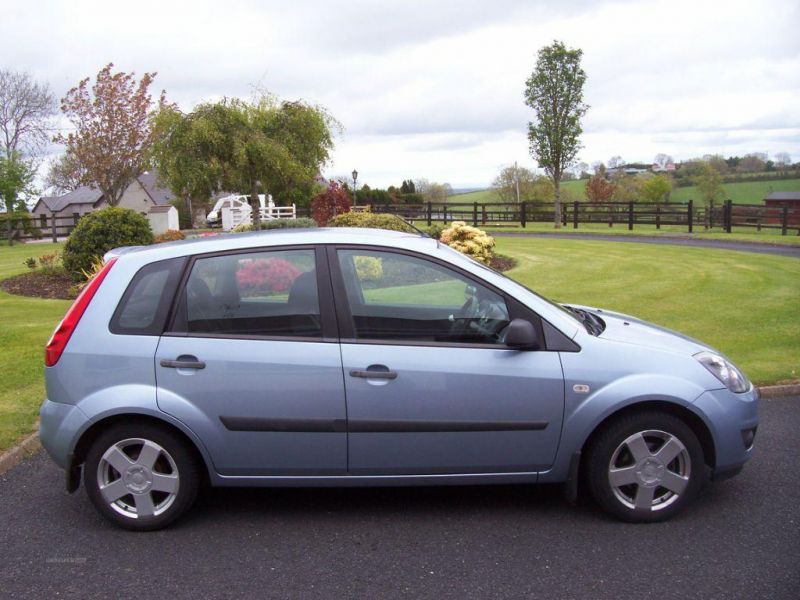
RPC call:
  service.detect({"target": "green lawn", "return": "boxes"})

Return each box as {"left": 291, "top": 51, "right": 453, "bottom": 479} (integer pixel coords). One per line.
{"left": 450, "top": 178, "right": 800, "bottom": 206}
{"left": 0, "top": 237, "right": 798, "bottom": 453}
{"left": 671, "top": 178, "right": 800, "bottom": 204}
{"left": 0, "top": 242, "right": 68, "bottom": 452}
{"left": 496, "top": 237, "right": 800, "bottom": 385}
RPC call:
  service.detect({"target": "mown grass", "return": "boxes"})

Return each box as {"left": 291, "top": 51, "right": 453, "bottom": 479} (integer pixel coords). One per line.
{"left": 0, "top": 242, "right": 68, "bottom": 452}
{"left": 450, "top": 177, "right": 800, "bottom": 206}
{"left": 496, "top": 237, "right": 800, "bottom": 385}
{"left": 0, "top": 237, "right": 797, "bottom": 453}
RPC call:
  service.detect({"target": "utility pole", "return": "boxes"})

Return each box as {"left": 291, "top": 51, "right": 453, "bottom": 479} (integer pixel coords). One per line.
{"left": 514, "top": 161, "right": 521, "bottom": 204}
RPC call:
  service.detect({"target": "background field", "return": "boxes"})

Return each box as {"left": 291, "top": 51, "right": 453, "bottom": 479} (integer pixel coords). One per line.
{"left": 449, "top": 178, "right": 800, "bottom": 205}
{"left": 0, "top": 237, "right": 797, "bottom": 453}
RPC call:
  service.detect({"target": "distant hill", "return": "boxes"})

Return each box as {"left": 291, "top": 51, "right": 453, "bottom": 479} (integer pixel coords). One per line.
{"left": 446, "top": 178, "right": 800, "bottom": 205}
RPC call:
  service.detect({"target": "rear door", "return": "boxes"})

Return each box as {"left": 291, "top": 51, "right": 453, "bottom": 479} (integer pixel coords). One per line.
{"left": 330, "top": 247, "right": 565, "bottom": 475}
{"left": 155, "top": 245, "right": 347, "bottom": 476}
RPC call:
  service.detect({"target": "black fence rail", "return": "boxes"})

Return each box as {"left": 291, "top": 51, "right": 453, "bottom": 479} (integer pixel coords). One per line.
{"left": 368, "top": 199, "right": 800, "bottom": 235}
{"left": 8, "top": 212, "right": 83, "bottom": 242}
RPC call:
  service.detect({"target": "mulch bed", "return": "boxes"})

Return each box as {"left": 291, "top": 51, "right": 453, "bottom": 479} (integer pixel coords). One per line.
{"left": 489, "top": 254, "right": 517, "bottom": 272}
{"left": 0, "top": 271, "right": 76, "bottom": 300}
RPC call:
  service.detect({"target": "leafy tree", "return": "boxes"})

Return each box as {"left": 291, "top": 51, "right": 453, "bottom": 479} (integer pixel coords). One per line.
{"left": 415, "top": 178, "right": 452, "bottom": 203}
{"left": 694, "top": 162, "right": 725, "bottom": 207}
{"left": 640, "top": 174, "right": 672, "bottom": 204}
{"left": 311, "top": 182, "right": 351, "bottom": 226}
{"left": 703, "top": 154, "right": 729, "bottom": 176}
{"left": 611, "top": 174, "right": 642, "bottom": 202}
{"left": 152, "top": 96, "right": 337, "bottom": 229}
{"left": 524, "top": 40, "right": 588, "bottom": 227}
{"left": 0, "top": 152, "right": 37, "bottom": 244}
{"left": 737, "top": 153, "right": 766, "bottom": 173}
{"left": 56, "top": 63, "right": 167, "bottom": 206}
{"left": 584, "top": 173, "right": 616, "bottom": 202}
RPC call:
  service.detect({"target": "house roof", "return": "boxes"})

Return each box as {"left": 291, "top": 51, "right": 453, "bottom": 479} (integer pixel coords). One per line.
{"left": 764, "top": 191, "right": 800, "bottom": 201}
{"left": 137, "top": 170, "right": 174, "bottom": 206}
{"left": 148, "top": 205, "right": 175, "bottom": 213}
{"left": 36, "top": 186, "right": 103, "bottom": 213}
{"left": 35, "top": 169, "right": 174, "bottom": 213}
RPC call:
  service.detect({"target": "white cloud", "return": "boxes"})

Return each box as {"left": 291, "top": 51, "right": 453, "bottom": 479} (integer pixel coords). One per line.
{"left": 2, "top": 0, "right": 798, "bottom": 189}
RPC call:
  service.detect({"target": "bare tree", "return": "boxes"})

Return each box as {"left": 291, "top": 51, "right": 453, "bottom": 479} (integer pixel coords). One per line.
{"left": 0, "top": 69, "right": 57, "bottom": 161}
{"left": 653, "top": 153, "right": 673, "bottom": 169}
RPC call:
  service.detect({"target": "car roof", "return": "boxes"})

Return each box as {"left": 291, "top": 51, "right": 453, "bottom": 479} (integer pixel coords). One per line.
{"left": 105, "top": 228, "right": 435, "bottom": 263}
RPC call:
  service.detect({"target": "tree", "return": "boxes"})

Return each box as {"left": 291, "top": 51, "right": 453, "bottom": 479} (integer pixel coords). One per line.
{"left": 607, "top": 155, "right": 624, "bottom": 169}
{"left": 151, "top": 96, "right": 337, "bottom": 229}
{"left": 611, "top": 174, "right": 642, "bottom": 202}
{"left": 0, "top": 152, "right": 37, "bottom": 244}
{"left": 774, "top": 152, "right": 791, "bottom": 173}
{"left": 45, "top": 150, "right": 86, "bottom": 193}
{"left": 639, "top": 174, "right": 672, "bottom": 204}
{"left": 492, "top": 165, "right": 554, "bottom": 202}
{"left": 653, "top": 153, "right": 673, "bottom": 169}
{"left": 524, "top": 40, "right": 588, "bottom": 227}
{"left": 584, "top": 173, "right": 616, "bottom": 202}
{"left": 694, "top": 162, "right": 725, "bottom": 207}
{"left": 737, "top": 153, "right": 766, "bottom": 173}
{"left": 415, "top": 178, "right": 452, "bottom": 203}
{"left": 56, "top": 63, "right": 167, "bottom": 206}
{"left": 311, "top": 182, "right": 350, "bottom": 226}
{"left": 703, "top": 154, "right": 729, "bottom": 176}
{"left": 0, "top": 69, "right": 56, "bottom": 161}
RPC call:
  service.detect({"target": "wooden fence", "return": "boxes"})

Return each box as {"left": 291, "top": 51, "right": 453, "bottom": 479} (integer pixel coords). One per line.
{"left": 362, "top": 199, "right": 800, "bottom": 235}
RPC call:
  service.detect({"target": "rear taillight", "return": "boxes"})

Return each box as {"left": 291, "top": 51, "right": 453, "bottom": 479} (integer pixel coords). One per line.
{"left": 45, "top": 257, "right": 117, "bottom": 367}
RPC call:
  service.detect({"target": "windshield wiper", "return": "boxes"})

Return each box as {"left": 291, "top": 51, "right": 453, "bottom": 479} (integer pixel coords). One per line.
{"left": 565, "top": 306, "right": 602, "bottom": 336}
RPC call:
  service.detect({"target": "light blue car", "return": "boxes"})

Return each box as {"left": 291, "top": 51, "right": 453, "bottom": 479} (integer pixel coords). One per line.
{"left": 39, "top": 228, "right": 758, "bottom": 530}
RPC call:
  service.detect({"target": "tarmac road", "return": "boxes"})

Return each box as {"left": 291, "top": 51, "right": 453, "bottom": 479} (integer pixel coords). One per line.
{"left": 0, "top": 396, "right": 797, "bottom": 600}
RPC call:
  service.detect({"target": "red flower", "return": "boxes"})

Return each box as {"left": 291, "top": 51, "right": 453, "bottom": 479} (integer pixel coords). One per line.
{"left": 236, "top": 258, "right": 301, "bottom": 293}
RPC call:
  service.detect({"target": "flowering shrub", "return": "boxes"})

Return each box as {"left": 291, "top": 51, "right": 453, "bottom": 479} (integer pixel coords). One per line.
{"left": 311, "top": 182, "right": 351, "bottom": 226}
{"left": 236, "top": 258, "right": 301, "bottom": 294}
{"left": 154, "top": 229, "right": 186, "bottom": 243}
{"left": 439, "top": 221, "right": 495, "bottom": 264}
{"left": 354, "top": 256, "right": 382, "bottom": 282}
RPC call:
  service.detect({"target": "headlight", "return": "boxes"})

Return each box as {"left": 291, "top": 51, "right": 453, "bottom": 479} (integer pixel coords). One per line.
{"left": 694, "top": 351, "right": 749, "bottom": 393}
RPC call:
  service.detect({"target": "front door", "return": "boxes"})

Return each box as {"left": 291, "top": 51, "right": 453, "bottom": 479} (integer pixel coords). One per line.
{"left": 155, "top": 246, "right": 347, "bottom": 476}
{"left": 332, "top": 247, "right": 565, "bottom": 475}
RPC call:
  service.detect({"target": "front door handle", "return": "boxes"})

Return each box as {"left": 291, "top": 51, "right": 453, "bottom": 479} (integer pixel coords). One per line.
{"left": 160, "top": 358, "right": 206, "bottom": 370}
{"left": 350, "top": 368, "right": 398, "bottom": 380}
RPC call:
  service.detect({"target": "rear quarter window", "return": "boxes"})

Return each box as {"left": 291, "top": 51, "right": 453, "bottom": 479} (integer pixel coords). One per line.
{"left": 110, "top": 257, "right": 187, "bottom": 336}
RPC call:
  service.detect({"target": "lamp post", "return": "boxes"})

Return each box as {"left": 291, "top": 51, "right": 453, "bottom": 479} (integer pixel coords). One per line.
{"left": 352, "top": 169, "right": 358, "bottom": 207}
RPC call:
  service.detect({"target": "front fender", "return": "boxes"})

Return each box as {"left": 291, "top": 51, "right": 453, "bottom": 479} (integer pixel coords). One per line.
{"left": 539, "top": 373, "right": 709, "bottom": 482}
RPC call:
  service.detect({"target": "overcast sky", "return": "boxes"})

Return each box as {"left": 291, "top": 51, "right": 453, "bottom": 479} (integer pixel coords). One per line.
{"left": 3, "top": 0, "right": 799, "bottom": 189}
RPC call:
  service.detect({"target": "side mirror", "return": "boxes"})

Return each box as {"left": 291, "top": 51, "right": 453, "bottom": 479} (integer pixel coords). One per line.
{"left": 505, "top": 319, "right": 540, "bottom": 351}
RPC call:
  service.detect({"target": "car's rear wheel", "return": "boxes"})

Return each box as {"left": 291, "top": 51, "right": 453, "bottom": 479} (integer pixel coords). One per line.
{"left": 84, "top": 423, "right": 200, "bottom": 531}
{"left": 586, "top": 411, "right": 706, "bottom": 522}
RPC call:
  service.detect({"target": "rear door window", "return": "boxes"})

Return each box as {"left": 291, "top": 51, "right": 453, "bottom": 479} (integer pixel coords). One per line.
{"left": 174, "top": 248, "right": 322, "bottom": 338}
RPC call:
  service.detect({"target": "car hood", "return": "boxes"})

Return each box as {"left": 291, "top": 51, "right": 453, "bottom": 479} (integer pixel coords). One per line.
{"left": 569, "top": 305, "right": 713, "bottom": 356}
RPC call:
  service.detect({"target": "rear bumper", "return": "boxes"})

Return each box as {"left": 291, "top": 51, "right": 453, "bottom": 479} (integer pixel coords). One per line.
{"left": 693, "top": 385, "right": 759, "bottom": 478}
{"left": 39, "top": 399, "right": 89, "bottom": 470}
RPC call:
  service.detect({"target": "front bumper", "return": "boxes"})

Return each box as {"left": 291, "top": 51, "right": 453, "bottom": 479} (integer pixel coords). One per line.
{"left": 693, "top": 385, "right": 759, "bottom": 479}
{"left": 39, "top": 399, "right": 90, "bottom": 470}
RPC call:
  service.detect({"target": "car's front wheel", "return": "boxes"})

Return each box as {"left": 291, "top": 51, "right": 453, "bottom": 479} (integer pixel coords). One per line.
{"left": 586, "top": 411, "right": 706, "bottom": 522}
{"left": 84, "top": 423, "right": 200, "bottom": 531}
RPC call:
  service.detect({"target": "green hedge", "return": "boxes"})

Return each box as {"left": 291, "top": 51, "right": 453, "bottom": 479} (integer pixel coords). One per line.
{"left": 327, "top": 212, "right": 415, "bottom": 233}
{"left": 231, "top": 217, "right": 318, "bottom": 233}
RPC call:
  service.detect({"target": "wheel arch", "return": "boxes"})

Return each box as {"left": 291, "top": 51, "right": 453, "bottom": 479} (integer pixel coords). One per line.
{"left": 579, "top": 400, "right": 717, "bottom": 475}
{"left": 71, "top": 413, "right": 213, "bottom": 488}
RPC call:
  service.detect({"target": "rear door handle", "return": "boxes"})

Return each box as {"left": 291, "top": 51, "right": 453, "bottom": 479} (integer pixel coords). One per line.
{"left": 160, "top": 358, "right": 206, "bottom": 370}
{"left": 349, "top": 368, "right": 398, "bottom": 380}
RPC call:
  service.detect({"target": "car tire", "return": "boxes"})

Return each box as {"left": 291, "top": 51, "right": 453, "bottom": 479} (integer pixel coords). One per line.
{"left": 84, "top": 423, "right": 200, "bottom": 531}
{"left": 586, "top": 411, "right": 706, "bottom": 522}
